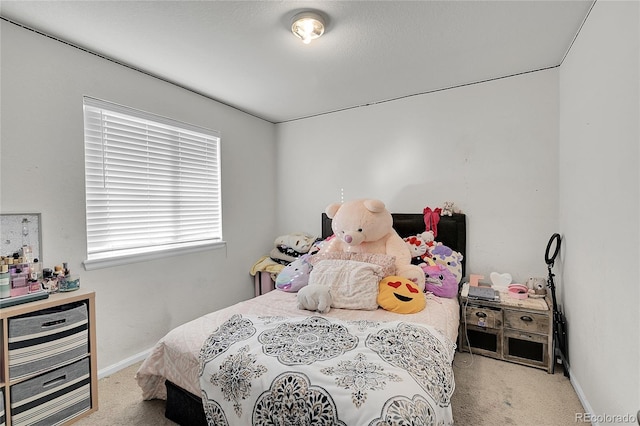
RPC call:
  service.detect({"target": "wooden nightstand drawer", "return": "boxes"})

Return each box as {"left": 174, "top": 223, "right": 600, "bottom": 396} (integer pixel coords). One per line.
{"left": 465, "top": 305, "right": 501, "bottom": 329}
{"left": 503, "top": 328, "right": 548, "bottom": 344}
{"left": 503, "top": 329, "right": 550, "bottom": 369}
{"left": 503, "top": 309, "right": 549, "bottom": 334}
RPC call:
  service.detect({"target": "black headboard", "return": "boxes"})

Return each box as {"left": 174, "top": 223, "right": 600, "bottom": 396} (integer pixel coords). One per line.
{"left": 321, "top": 212, "right": 466, "bottom": 277}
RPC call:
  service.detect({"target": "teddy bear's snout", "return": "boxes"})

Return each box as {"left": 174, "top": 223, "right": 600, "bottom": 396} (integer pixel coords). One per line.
{"left": 341, "top": 232, "right": 364, "bottom": 246}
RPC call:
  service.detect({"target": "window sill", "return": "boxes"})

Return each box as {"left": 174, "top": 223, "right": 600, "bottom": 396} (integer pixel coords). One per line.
{"left": 82, "top": 241, "right": 226, "bottom": 271}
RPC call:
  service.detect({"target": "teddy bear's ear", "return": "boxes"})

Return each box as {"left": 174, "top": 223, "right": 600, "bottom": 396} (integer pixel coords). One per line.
{"left": 325, "top": 203, "right": 342, "bottom": 219}
{"left": 363, "top": 199, "right": 385, "bottom": 213}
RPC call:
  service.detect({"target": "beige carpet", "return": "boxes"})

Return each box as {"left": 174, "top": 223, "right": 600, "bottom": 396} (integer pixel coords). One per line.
{"left": 451, "top": 353, "right": 583, "bottom": 425}
{"left": 74, "top": 352, "right": 584, "bottom": 425}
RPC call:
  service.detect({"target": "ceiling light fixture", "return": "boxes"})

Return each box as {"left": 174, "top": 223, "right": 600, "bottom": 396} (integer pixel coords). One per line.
{"left": 291, "top": 12, "right": 325, "bottom": 45}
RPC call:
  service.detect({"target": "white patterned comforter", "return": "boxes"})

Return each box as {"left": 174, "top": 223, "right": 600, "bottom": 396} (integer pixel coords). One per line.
{"left": 198, "top": 314, "right": 456, "bottom": 425}
{"left": 136, "top": 290, "right": 459, "bottom": 424}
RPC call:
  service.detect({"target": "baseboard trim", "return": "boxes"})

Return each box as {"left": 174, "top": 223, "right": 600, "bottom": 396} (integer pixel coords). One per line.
{"left": 98, "top": 348, "right": 152, "bottom": 379}
{"left": 569, "top": 368, "right": 597, "bottom": 424}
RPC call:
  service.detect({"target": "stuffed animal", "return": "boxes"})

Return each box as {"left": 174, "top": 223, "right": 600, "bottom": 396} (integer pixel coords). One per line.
{"left": 275, "top": 254, "right": 313, "bottom": 292}
{"left": 270, "top": 232, "right": 318, "bottom": 265}
{"left": 427, "top": 243, "right": 464, "bottom": 284}
{"left": 441, "top": 201, "right": 455, "bottom": 216}
{"left": 377, "top": 276, "right": 426, "bottom": 314}
{"left": 422, "top": 230, "right": 435, "bottom": 245}
{"left": 422, "top": 264, "right": 458, "bottom": 298}
{"left": 274, "top": 232, "right": 317, "bottom": 254}
{"left": 404, "top": 231, "right": 435, "bottom": 266}
{"left": 297, "top": 284, "right": 332, "bottom": 314}
{"left": 525, "top": 276, "right": 547, "bottom": 298}
{"left": 319, "top": 199, "right": 426, "bottom": 291}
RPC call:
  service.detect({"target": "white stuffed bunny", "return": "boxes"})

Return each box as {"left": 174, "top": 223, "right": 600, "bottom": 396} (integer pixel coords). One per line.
{"left": 297, "top": 284, "right": 332, "bottom": 314}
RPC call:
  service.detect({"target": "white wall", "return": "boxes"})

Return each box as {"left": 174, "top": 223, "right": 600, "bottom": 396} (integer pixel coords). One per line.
{"left": 559, "top": 0, "right": 639, "bottom": 421}
{"left": 276, "top": 70, "right": 560, "bottom": 284}
{"left": 0, "top": 22, "right": 279, "bottom": 370}
{"left": 3, "top": 3, "right": 638, "bottom": 419}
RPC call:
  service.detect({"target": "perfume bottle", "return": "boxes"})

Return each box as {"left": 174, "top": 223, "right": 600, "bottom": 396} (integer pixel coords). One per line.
{"left": 0, "top": 264, "right": 10, "bottom": 298}
{"left": 30, "top": 258, "right": 41, "bottom": 281}
{"left": 21, "top": 218, "right": 33, "bottom": 264}
{"left": 43, "top": 268, "right": 58, "bottom": 293}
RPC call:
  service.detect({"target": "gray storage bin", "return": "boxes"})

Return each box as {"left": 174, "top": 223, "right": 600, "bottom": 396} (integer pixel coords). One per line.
{"left": 0, "top": 387, "right": 5, "bottom": 426}
{"left": 10, "top": 357, "right": 91, "bottom": 426}
{"left": 8, "top": 302, "right": 89, "bottom": 379}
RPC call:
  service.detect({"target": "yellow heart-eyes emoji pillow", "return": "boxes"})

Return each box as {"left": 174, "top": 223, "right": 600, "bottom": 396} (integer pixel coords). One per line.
{"left": 377, "top": 276, "right": 426, "bottom": 314}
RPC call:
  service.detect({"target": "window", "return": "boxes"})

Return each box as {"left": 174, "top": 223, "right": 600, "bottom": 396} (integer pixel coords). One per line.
{"left": 82, "top": 97, "right": 222, "bottom": 270}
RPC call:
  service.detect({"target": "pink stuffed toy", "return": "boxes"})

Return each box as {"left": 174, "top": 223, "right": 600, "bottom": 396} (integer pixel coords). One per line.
{"left": 422, "top": 264, "right": 458, "bottom": 298}
{"left": 426, "top": 243, "right": 464, "bottom": 284}
{"left": 319, "top": 198, "right": 426, "bottom": 291}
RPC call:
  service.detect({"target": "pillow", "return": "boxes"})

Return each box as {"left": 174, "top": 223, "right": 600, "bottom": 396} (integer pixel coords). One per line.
{"left": 308, "top": 252, "right": 396, "bottom": 277}
{"left": 377, "top": 276, "right": 426, "bottom": 314}
{"left": 307, "top": 259, "right": 384, "bottom": 310}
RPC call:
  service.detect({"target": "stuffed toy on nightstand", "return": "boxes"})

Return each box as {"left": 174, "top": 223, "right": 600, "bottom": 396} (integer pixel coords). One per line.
{"left": 317, "top": 198, "right": 426, "bottom": 291}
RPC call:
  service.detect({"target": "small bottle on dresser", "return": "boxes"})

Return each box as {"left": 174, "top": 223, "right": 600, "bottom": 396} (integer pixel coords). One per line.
{"left": 0, "top": 264, "right": 10, "bottom": 298}
{"left": 43, "top": 268, "right": 58, "bottom": 293}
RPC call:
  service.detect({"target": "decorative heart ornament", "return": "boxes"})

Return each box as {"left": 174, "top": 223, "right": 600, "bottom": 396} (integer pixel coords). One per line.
{"left": 490, "top": 272, "right": 512, "bottom": 287}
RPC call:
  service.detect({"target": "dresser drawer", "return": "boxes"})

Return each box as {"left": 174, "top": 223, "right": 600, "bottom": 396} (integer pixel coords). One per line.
{"left": 465, "top": 305, "right": 501, "bottom": 329}
{"left": 503, "top": 309, "right": 549, "bottom": 334}
{"left": 8, "top": 302, "right": 89, "bottom": 379}
{"left": 10, "top": 357, "right": 91, "bottom": 426}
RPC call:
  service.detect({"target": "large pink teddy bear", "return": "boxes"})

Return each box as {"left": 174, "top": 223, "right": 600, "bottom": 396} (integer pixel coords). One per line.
{"left": 319, "top": 198, "right": 426, "bottom": 291}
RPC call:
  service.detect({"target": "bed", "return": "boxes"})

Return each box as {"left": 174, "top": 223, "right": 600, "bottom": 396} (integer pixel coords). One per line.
{"left": 136, "top": 212, "right": 466, "bottom": 425}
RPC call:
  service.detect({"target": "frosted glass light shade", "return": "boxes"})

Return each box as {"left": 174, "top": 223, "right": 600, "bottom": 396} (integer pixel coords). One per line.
{"left": 291, "top": 12, "right": 325, "bottom": 44}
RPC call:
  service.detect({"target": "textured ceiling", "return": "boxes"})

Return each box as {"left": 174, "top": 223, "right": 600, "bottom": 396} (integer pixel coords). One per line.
{"left": 1, "top": 1, "right": 595, "bottom": 123}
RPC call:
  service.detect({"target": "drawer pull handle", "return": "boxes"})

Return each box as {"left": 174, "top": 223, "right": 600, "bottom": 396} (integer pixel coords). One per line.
{"left": 43, "top": 375, "right": 67, "bottom": 388}
{"left": 475, "top": 312, "right": 487, "bottom": 318}
{"left": 520, "top": 315, "right": 533, "bottom": 322}
{"left": 42, "top": 319, "right": 66, "bottom": 328}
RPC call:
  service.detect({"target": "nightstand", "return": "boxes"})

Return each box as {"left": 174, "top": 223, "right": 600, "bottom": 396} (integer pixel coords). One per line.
{"left": 458, "top": 283, "right": 554, "bottom": 373}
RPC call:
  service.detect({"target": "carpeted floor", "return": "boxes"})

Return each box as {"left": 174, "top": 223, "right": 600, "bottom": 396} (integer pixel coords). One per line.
{"left": 74, "top": 351, "right": 584, "bottom": 425}
{"left": 451, "top": 353, "right": 583, "bottom": 425}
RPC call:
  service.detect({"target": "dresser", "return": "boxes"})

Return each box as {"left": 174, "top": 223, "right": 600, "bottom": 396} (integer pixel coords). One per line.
{"left": 0, "top": 289, "right": 98, "bottom": 425}
{"left": 458, "top": 283, "right": 554, "bottom": 373}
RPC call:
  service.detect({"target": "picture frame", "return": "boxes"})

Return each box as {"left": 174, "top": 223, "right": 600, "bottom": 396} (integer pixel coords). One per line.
{"left": 1, "top": 213, "right": 43, "bottom": 263}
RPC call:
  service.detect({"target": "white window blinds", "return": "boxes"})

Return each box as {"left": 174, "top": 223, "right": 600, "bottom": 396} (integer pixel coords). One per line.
{"left": 83, "top": 97, "right": 222, "bottom": 269}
